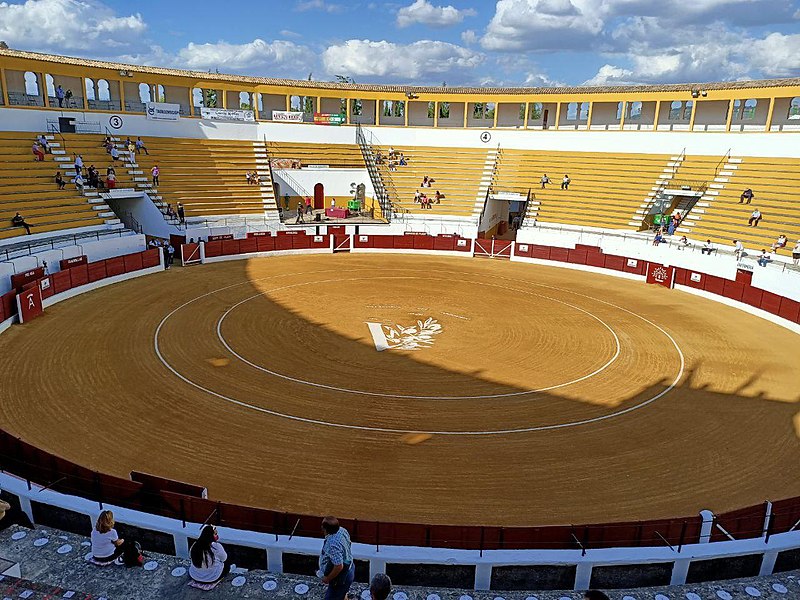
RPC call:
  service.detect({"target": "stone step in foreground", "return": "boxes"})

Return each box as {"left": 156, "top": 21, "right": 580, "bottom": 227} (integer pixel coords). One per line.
{"left": 1, "top": 526, "right": 799, "bottom": 600}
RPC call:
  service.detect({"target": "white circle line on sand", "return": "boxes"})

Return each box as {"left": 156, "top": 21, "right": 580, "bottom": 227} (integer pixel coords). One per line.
{"left": 153, "top": 266, "right": 685, "bottom": 435}
{"left": 213, "top": 275, "right": 622, "bottom": 400}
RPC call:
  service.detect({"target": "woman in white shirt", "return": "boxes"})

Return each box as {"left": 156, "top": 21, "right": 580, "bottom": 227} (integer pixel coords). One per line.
{"left": 91, "top": 510, "right": 125, "bottom": 564}
{"left": 792, "top": 240, "right": 800, "bottom": 266}
{"left": 189, "top": 525, "right": 231, "bottom": 584}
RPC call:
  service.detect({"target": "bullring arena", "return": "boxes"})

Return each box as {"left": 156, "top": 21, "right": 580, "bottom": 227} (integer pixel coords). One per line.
{"left": 1, "top": 46, "right": 800, "bottom": 599}
{"left": 3, "top": 252, "right": 800, "bottom": 528}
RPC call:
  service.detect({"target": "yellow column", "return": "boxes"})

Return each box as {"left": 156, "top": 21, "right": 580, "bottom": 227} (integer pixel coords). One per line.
{"left": 285, "top": 94, "right": 290, "bottom": 111}
{"left": 188, "top": 88, "right": 194, "bottom": 116}
{"left": 40, "top": 72, "right": 49, "bottom": 107}
{"left": 688, "top": 100, "right": 697, "bottom": 131}
{"left": 523, "top": 102, "right": 530, "bottom": 129}
{"left": 492, "top": 103, "right": 499, "bottom": 128}
{"left": 619, "top": 101, "right": 627, "bottom": 130}
{"left": 0, "top": 69, "right": 8, "bottom": 106}
{"left": 764, "top": 97, "right": 776, "bottom": 132}
{"left": 554, "top": 102, "right": 561, "bottom": 130}
{"left": 404, "top": 101, "right": 409, "bottom": 127}
{"left": 221, "top": 89, "right": 227, "bottom": 109}
{"left": 586, "top": 101, "right": 595, "bottom": 129}
{"left": 652, "top": 100, "right": 660, "bottom": 130}
{"left": 252, "top": 92, "right": 259, "bottom": 120}
{"left": 725, "top": 99, "right": 734, "bottom": 132}
{"left": 118, "top": 80, "right": 126, "bottom": 112}
{"left": 463, "top": 102, "right": 468, "bottom": 128}
{"left": 346, "top": 99, "right": 351, "bottom": 125}
{"left": 433, "top": 102, "right": 438, "bottom": 128}
{"left": 316, "top": 96, "right": 321, "bottom": 113}
{"left": 376, "top": 100, "right": 381, "bottom": 126}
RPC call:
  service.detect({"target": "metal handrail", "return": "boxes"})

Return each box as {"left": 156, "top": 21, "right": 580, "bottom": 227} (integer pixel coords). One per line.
{"left": 638, "top": 147, "right": 686, "bottom": 229}
{"left": 46, "top": 122, "right": 67, "bottom": 155}
{"left": 714, "top": 148, "right": 732, "bottom": 178}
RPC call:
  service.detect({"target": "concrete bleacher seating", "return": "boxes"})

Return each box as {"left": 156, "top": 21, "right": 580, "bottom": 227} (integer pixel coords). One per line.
{"left": 678, "top": 156, "right": 800, "bottom": 254}
{"left": 129, "top": 137, "right": 280, "bottom": 219}
{"left": 377, "top": 146, "right": 492, "bottom": 218}
{"left": 0, "top": 132, "right": 118, "bottom": 241}
{"left": 494, "top": 150, "right": 675, "bottom": 229}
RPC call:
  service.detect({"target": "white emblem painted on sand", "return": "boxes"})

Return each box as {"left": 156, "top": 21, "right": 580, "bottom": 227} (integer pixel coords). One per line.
{"left": 366, "top": 317, "right": 443, "bottom": 351}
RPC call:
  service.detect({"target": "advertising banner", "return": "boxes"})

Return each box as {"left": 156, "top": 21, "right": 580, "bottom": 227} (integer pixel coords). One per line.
{"left": 646, "top": 263, "right": 676, "bottom": 288}
{"left": 272, "top": 110, "right": 304, "bottom": 122}
{"left": 200, "top": 107, "right": 256, "bottom": 122}
{"left": 146, "top": 102, "right": 181, "bottom": 121}
{"left": 313, "top": 112, "right": 345, "bottom": 126}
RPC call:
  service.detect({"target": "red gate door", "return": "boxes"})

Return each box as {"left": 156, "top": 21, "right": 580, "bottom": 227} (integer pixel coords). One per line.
{"left": 494, "top": 240, "right": 513, "bottom": 259}
{"left": 474, "top": 238, "right": 512, "bottom": 259}
{"left": 314, "top": 183, "right": 325, "bottom": 209}
{"left": 333, "top": 234, "right": 351, "bottom": 252}
{"left": 474, "top": 238, "right": 493, "bottom": 258}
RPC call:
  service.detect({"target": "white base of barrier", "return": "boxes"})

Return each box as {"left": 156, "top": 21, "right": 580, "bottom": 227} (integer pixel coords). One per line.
{"left": 510, "top": 255, "right": 647, "bottom": 281}
{"left": 0, "top": 315, "right": 14, "bottom": 334}
{"left": 41, "top": 265, "right": 164, "bottom": 309}
{"left": 676, "top": 284, "right": 800, "bottom": 335}
{"left": 351, "top": 248, "right": 472, "bottom": 258}
{"left": 201, "top": 248, "right": 332, "bottom": 264}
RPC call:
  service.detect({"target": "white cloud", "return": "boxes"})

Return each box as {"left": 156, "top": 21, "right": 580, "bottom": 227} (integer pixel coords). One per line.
{"left": 461, "top": 29, "right": 478, "bottom": 44}
{"left": 480, "top": 0, "right": 605, "bottom": 51}
{"left": 584, "top": 29, "right": 800, "bottom": 85}
{"left": 396, "top": 0, "right": 477, "bottom": 28}
{"left": 172, "top": 39, "right": 311, "bottom": 75}
{"left": 322, "top": 39, "right": 484, "bottom": 80}
{"left": 0, "top": 0, "right": 146, "bottom": 53}
{"left": 295, "top": 0, "right": 343, "bottom": 12}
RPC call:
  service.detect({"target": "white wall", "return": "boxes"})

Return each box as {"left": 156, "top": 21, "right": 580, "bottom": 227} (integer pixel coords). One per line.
{"left": 273, "top": 168, "right": 375, "bottom": 201}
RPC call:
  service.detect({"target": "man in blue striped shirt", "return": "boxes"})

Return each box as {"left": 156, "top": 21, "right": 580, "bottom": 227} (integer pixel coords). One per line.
{"left": 319, "top": 516, "right": 354, "bottom": 600}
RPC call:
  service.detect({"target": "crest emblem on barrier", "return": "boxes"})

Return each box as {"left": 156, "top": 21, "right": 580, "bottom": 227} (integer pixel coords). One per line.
{"left": 366, "top": 317, "right": 443, "bottom": 351}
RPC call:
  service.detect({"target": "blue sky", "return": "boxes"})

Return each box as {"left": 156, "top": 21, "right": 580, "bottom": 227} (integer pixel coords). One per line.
{"left": 0, "top": 0, "right": 799, "bottom": 86}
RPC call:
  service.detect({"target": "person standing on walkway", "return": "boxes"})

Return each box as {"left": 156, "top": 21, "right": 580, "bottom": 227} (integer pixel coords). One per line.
{"left": 318, "top": 516, "right": 354, "bottom": 600}
{"left": 296, "top": 202, "right": 305, "bottom": 224}
{"left": 561, "top": 174, "right": 570, "bottom": 190}
{"left": 177, "top": 202, "right": 185, "bottom": 225}
{"left": 151, "top": 165, "right": 160, "bottom": 187}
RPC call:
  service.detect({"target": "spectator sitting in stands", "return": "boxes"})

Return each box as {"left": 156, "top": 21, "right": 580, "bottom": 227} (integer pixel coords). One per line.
{"left": 540, "top": 174, "right": 550, "bottom": 189}
{"left": 584, "top": 591, "right": 610, "bottom": 600}
{"left": 561, "top": 174, "right": 570, "bottom": 190}
{"left": 11, "top": 212, "right": 31, "bottom": 234}
{"left": 434, "top": 190, "right": 443, "bottom": 204}
{"left": 388, "top": 146, "right": 396, "bottom": 158}
{"left": 32, "top": 142, "right": 44, "bottom": 161}
{"left": 701, "top": 239, "right": 715, "bottom": 255}
{"left": 414, "top": 190, "right": 421, "bottom": 203}
{"left": 374, "top": 150, "right": 384, "bottom": 165}
{"left": 0, "top": 490, "right": 34, "bottom": 532}
{"left": 758, "top": 249, "right": 771, "bottom": 267}
{"left": 748, "top": 208, "right": 762, "bottom": 227}
{"left": 106, "top": 172, "right": 116, "bottom": 189}
{"left": 793, "top": 240, "right": 800, "bottom": 267}
{"left": 245, "top": 171, "right": 253, "bottom": 185}
{"left": 87, "top": 165, "right": 99, "bottom": 188}
{"left": 673, "top": 211, "right": 682, "bottom": 226}
{"left": 107, "top": 165, "right": 116, "bottom": 177}
{"left": 369, "top": 574, "right": 391, "bottom": 600}
{"left": 90, "top": 510, "right": 126, "bottom": 565}
{"left": 55, "top": 171, "right": 65, "bottom": 189}
{"left": 75, "top": 173, "right": 84, "bottom": 193}
{"left": 127, "top": 139, "right": 136, "bottom": 156}
{"left": 136, "top": 137, "right": 149, "bottom": 155}
{"left": 253, "top": 173, "right": 261, "bottom": 185}
{"left": 739, "top": 188, "right": 754, "bottom": 204}
{"left": 653, "top": 231, "right": 663, "bottom": 246}
{"left": 37, "top": 134, "right": 50, "bottom": 153}
{"left": 189, "top": 525, "right": 232, "bottom": 586}
{"left": 110, "top": 146, "right": 120, "bottom": 161}
{"left": 771, "top": 234, "right": 788, "bottom": 252}
{"left": 399, "top": 153, "right": 407, "bottom": 166}
{"left": 421, "top": 176, "right": 434, "bottom": 188}
{"left": 677, "top": 235, "right": 690, "bottom": 249}
{"left": 734, "top": 239, "right": 745, "bottom": 260}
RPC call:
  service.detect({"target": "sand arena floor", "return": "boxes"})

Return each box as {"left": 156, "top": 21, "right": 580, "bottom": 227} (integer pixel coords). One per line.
{"left": 1, "top": 254, "right": 798, "bottom": 526}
